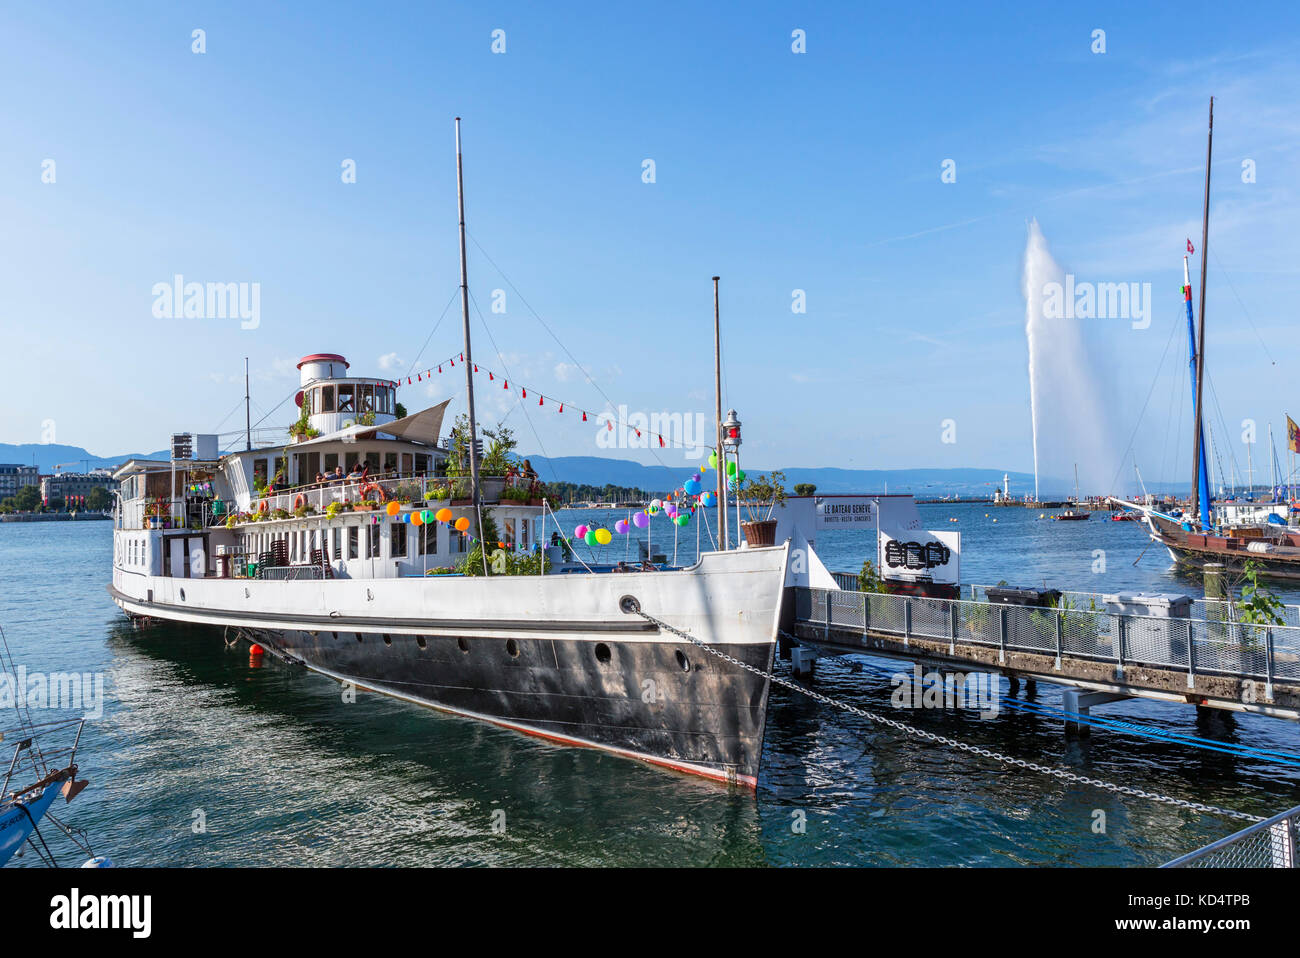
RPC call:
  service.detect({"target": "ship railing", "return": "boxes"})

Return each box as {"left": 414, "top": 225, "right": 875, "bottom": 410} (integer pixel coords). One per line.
{"left": 1164, "top": 804, "right": 1300, "bottom": 868}
{"left": 216, "top": 473, "right": 541, "bottom": 526}
{"left": 799, "top": 586, "right": 1300, "bottom": 691}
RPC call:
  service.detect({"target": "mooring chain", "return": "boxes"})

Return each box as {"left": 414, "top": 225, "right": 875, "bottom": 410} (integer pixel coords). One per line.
{"left": 635, "top": 611, "right": 1264, "bottom": 823}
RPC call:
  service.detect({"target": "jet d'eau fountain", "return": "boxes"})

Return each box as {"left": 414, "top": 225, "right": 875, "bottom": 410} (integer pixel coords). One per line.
{"left": 1021, "top": 220, "right": 1124, "bottom": 498}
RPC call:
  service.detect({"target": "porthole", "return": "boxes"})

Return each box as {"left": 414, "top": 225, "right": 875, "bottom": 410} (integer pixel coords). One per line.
{"left": 355, "top": 633, "right": 364, "bottom": 643}
{"left": 457, "top": 637, "right": 469, "bottom": 654}
{"left": 382, "top": 634, "right": 392, "bottom": 647}
{"left": 675, "top": 649, "right": 690, "bottom": 672}
{"left": 331, "top": 632, "right": 338, "bottom": 641}
{"left": 179, "top": 588, "right": 186, "bottom": 601}
{"left": 594, "top": 643, "right": 612, "bottom": 664}
{"left": 505, "top": 639, "right": 519, "bottom": 658}
{"left": 416, "top": 635, "right": 427, "bottom": 650}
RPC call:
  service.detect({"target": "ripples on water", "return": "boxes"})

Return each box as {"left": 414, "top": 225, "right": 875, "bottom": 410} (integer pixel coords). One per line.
{"left": 2, "top": 504, "right": 1297, "bottom": 866}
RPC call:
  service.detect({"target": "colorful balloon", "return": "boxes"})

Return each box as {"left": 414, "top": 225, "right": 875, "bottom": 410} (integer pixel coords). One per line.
{"left": 574, "top": 524, "right": 588, "bottom": 539}
{"left": 614, "top": 520, "right": 629, "bottom": 534}
{"left": 726, "top": 461, "right": 737, "bottom": 476}
{"left": 422, "top": 510, "right": 433, "bottom": 524}
{"left": 454, "top": 517, "right": 470, "bottom": 532}
{"left": 683, "top": 478, "right": 701, "bottom": 495}
{"left": 594, "top": 528, "right": 612, "bottom": 545}
{"left": 411, "top": 512, "right": 424, "bottom": 526}
{"left": 708, "top": 452, "right": 718, "bottom": 469}
{"left": 386, "top": 501, "right": 400, "bottom": 516}
{"left": 632, "top": 512, "right": 649, "bottom": 529}
{"left": 436, "top": 508, "right": 453, "bottom": 523}
{"left": 675, "top": 514, "right": 689, "bottom": 526}
{"left": 583, "top": 529, "right": 598, "bottom": 546}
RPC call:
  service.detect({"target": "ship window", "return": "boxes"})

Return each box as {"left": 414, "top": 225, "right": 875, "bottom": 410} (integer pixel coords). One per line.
{"left": 321, "top": 385, "right": 335, "bottom": 413}
{"left": 364, "top": 451, "right": 380, "bottom": 473}
{"left": 415, "top": 454, "right": 430, "bottom": 475}
{"left": 348, "top": 527, "right": 359, "bottom": 559}
{"left": 332, "top": 528, "right": 342, "bottom": 560}
{"left": 401, "top": 453, "right": 413, "bottom": 475}
{"left": 345, "top": 451, "right": 359, "bottom": 472}
{"left": 359, "top": 384, "right": 374, "bottom": 413}
{"left": 383, "top": 452, "right": 398, "bottom": 475}
{"left": 382, "top": 633, "right": 391, "bottom": 646}
{"left": 253, "top": 459, "right": 268, "bottom": 487}
{"left": 367, "top": 525, "right": 380, "bottom": 558}
{"left": 595, "top": 643, "right": 611, "bottom": 664}
{"left": 457, "top": 638, "right": 469, "bottom": 653}
{"left": 337, "top": 385, "right": 354, "bottom": 413}
{"left": 505, "top": 639, "right": 519, "bottom": 657}
{"left": 391, "top": 523, "right": 407, "bottom": 558}
{"left": 324, "top": 453, "right": 338, "bottom": 473}
{"left": 416, "top": 635, "right": 426, "bottom": 650}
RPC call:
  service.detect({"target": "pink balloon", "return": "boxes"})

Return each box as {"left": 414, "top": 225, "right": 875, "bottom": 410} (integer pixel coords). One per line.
{"left": 574, "top": 524, "right": 588, "bottom": 538}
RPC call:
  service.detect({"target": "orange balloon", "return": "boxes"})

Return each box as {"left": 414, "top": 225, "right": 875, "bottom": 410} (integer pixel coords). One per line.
{"left": 455, "top": 517, "right": 470, "bottom": 532}
{"left": 411, "top": 512, "right": 424, "bottom": 526}
{"left": 386, "top": 501, "right": 400, "bottom": 516}
{"left": 435, "top": 508, "right": 453, "bottom": 523}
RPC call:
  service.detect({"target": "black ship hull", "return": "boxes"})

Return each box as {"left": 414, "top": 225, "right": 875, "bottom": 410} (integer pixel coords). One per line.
{"left": 253, "top": 627, "right": 776, "bottom": 786}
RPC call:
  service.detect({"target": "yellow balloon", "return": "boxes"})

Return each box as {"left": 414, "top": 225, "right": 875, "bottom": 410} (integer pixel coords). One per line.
{"left": 594, "top": 528, "right": 612, "bottom": 545}
{"left": 436, "top": 508, "right": 453, "bottom": 523}
{"left": 455, "top": 517, "right": 470, "bottom": 532}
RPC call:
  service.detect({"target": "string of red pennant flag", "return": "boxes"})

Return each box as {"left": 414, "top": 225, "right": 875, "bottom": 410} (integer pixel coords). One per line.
{"left": 398, "top": 352, "right": 694, "bottom": 451}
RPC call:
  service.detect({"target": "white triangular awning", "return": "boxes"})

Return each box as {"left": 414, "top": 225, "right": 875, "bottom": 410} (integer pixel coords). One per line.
{"left": 294, "top": 399, "right": 452, "bottom": 448}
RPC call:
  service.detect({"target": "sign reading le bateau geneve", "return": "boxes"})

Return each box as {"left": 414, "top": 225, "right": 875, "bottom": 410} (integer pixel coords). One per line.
{"left": 815, "top": 499, "right": 876, "bottom": 528}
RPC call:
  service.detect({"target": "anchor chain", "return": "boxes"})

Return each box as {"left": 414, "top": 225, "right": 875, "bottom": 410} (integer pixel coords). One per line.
{"left": 635, "top": 611, "right": 1264, "bottom": 823}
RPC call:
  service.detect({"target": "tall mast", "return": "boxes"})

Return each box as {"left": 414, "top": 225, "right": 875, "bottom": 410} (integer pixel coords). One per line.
{"left": 1190, "top": 96, "right": 1213, "bottom": 529}
{"left": 455, "top": 118, "right": 487, "bottom": 571}
{"left": 713, "top": 276, "right": 727, "bottom": 551}
{"left": 244, "top": 357, "right": 251, "bottom": 451}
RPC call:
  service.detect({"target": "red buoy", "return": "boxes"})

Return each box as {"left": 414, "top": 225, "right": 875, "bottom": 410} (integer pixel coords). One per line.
{"left": 249, "top": 644, "right": 264, "bottom": 656}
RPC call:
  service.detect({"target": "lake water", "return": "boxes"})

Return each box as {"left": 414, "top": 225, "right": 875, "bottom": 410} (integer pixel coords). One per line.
{"left": 3, "top": 503, "right": 1298, "bottom": 866}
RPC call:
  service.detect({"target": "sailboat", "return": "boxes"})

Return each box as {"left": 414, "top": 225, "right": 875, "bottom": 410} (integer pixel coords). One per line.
{"left": 108, "top": 119, "right": 791, "bottom": 787}
{"left": 1112, "top": 99, "right": 1300, "bottom": 578}
{"left": 1055, "top": 464, "right": 1090, "bottom": 520}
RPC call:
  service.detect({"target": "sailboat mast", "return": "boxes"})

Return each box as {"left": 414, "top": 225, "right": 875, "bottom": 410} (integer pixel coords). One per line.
{"left": 713, "top": 276, "right": 727, "bottom": 552}
{"left": 1190, "top": 96, "right": 1214, "bottom": 529}
{"left": 454, "top": 118, "right": 487, "bottom": 571}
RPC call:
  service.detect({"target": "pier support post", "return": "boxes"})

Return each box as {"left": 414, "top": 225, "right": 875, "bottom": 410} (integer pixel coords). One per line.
{"left": 1007, "top": 676, "right": 1021, "bottom": 696}
{"left": 791, "top": 646, "right": 818, "bottom": 679}
{"left": 1061, "top": 689, "right": 1132, "bottom": 737}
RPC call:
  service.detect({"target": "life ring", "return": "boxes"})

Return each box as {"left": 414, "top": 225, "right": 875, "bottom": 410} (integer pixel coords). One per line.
{"left": 359, "top": 482, "right": 386, "bottom": 502}
{"left": 292, "top": 494, "right": 306, "bottom": 510}
{"left": 258, "top": 499, "right": 269, "bottom": 514}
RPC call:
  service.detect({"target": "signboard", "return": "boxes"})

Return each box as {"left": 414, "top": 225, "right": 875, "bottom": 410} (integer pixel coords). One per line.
{"left": 815, "top": 498, "right": 876, "bottom": 529}
{"left": 878, "top": 528, "right": 961, "bottom": 585}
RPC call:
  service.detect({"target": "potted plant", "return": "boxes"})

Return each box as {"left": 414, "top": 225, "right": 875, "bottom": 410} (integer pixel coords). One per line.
{"left": 738, "top": 469, "right": 786, "bottom": 546}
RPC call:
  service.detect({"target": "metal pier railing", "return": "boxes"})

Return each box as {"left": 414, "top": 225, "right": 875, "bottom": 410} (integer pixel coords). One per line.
{"left": 1164, "top": 805, "right": 1300, "bottom": 867}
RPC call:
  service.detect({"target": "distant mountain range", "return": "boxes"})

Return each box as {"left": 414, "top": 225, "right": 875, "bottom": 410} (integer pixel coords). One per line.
{"left": 0, "top": 441, "right": 1144, "bottom": 496}
{"left": 0, "top": 442, "right": 170, "bottom": 473}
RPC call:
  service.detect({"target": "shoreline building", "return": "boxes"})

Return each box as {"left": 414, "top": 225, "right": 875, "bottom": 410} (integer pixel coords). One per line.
{"left": 0, "top": 464, "right": 40, "bottom": 499}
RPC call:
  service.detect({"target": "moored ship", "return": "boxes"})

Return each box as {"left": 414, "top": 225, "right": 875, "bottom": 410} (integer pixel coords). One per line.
{"left": 108, "top": 120, "right": 789, "bottom": 787}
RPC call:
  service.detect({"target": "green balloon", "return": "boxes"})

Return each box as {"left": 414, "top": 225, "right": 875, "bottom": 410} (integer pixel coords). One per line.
{"left": 737, "top": 470, "right": 746, "bottom": 482}
{"left": 707, "top": 452, "right": 718, "bottom": 469}
{"left": 675, "top": 514, "right": 689, "bottom": 526}
{"left": 726, "top": 461, "right": 737, "bottom": 476}
{"left": 584, "top": 529, "right": 598, "bottom": 546}
{"left": 422, "top": 510, "right": 433, "bottom": 523}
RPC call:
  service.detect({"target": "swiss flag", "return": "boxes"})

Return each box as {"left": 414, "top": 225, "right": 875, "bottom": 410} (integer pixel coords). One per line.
{"left": 1187, "top": 238, "right": 1195, "bottom": 254}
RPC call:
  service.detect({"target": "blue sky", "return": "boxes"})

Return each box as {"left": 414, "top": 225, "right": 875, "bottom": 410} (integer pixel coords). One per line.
{"left": 2, "top": 1, "right": 1297, "bottom": 491}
